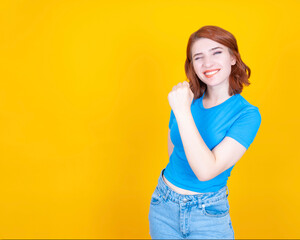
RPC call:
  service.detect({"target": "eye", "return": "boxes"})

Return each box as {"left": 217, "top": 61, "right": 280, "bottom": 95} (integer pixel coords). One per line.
{"left": 194, "top": 52, "right": 222, "bottom": 60}
{"left": 194, "top": 57, "right": 203, "bottom": 60}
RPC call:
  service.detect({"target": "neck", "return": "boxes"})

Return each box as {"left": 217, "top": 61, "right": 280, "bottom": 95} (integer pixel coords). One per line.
{"left": 204, "top": 82, "right": 231, "bottom": 103}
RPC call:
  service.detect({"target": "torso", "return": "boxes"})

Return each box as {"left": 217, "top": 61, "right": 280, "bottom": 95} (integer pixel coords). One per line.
{"left": 164, "top": 92, "right": 231, "bottom": 196}
{"left": 162, "top": 173, "right": 204, "bottom": 195}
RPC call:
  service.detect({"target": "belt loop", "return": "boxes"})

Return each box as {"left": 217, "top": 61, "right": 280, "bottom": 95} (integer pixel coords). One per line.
{"left": 197, "top": 198, "right": 202, "bottom": 209}
{"left": 226, "top": 186, "right": 229, "bottom": 197}
{"left": 164, "top": 188, "right": 170, "bottom": 200}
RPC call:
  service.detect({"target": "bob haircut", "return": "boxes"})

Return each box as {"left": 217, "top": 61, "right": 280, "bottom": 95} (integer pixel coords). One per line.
{"left": 185, "top": 25, "right": 251, "bottom": 99}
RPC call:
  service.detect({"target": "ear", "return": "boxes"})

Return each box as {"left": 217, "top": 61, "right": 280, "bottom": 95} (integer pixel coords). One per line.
{"left": 231, "top": 55, "right": 236, "bottom": 66}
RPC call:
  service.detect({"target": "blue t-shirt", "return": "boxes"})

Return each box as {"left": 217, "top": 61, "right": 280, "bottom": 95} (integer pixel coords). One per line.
{"left": 164, "top": 90, "right": 262, "bottom": 193}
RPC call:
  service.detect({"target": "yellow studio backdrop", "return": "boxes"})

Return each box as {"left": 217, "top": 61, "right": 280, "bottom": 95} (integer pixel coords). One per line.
{"left": 0, "top": 0, "right": 299, "bottom": 238}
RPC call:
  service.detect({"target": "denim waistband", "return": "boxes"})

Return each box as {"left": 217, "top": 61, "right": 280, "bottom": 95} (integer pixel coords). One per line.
{"left": 156, "top": 168, "right": 229, "bottom": 208}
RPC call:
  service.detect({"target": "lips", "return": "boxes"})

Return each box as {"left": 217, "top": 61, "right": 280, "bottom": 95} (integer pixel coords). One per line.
{"left": 203, "top": 69, "right": 220, "bottom": 78}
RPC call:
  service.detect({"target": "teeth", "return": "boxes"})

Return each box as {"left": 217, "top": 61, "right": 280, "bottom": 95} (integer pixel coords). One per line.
{"left": 205, "top": 70, "right": 219, "bottom": 76}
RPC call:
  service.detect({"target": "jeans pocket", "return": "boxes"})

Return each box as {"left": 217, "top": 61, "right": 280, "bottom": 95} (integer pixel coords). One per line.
{"left": 203, "top": 198, "right": 229, "bottom": 218}
{"left": 150, "top": 187, "right": 163, "bottom": 205}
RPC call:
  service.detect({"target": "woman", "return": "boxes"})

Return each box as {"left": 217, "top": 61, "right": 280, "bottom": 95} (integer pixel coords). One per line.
{"left": 148, "top": 25, "right": 262, "bottom": 239}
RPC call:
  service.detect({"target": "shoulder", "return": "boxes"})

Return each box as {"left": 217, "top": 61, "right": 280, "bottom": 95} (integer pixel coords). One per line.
{"left": 237, "top": 94, "right": 259, "bottom": 108}
{"left": 225, "top": 95, "right": 262, "bottom": 150}
{"left": 235, "top": 94, "right": 261, "bottom": 119}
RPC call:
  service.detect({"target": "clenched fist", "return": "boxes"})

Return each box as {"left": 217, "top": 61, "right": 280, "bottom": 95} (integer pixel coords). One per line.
{"left": 168, "top": 81, "right": 194, "bottom": 116}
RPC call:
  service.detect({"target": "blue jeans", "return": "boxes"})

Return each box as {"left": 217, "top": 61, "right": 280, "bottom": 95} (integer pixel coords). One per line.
{"left": 148, "top": 168, "right": 234, "bottom": 239}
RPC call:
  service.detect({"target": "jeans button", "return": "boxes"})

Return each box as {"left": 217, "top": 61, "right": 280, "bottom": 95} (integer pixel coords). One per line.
{"left": 183, "top": 198, "right": 188, "bottom": 203}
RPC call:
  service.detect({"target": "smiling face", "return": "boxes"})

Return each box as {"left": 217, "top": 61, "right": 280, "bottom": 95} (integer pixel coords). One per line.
{"left": 191, "top": 38, "right": 236, "bottom": 88}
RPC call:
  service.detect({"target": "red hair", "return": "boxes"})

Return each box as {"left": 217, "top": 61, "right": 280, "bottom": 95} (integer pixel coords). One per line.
{"left": 185, "top": 25, "right": 251, "bottom": 99}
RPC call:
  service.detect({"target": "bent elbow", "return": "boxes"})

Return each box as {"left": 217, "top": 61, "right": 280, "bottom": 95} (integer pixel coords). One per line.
{"left": 196, "top": 171, "right": 215, "bottom": 182}
{"left": 197, "top": 174, "right": 210, "bottom": 182}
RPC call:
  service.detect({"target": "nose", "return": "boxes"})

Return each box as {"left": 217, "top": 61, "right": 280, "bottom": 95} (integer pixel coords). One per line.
{"left": 202, "top": 56, "right": 214, "bottom": 68}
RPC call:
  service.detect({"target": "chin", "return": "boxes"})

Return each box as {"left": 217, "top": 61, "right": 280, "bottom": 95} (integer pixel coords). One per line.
{"left": 205, "top": 80, "right": 227, "bottom": 87}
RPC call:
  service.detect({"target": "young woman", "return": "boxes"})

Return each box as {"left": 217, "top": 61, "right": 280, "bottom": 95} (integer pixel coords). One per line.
{"left": 148, "top": 25, "right": 262, "bottom": 239}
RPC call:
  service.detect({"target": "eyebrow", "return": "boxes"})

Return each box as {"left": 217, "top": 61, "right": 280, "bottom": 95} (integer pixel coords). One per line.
{"left": 193, "top": 47, "right": 224, "bottom": 58}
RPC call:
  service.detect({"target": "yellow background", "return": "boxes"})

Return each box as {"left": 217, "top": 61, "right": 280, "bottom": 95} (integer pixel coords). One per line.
{"left": 0, "top": 0, "right": 299, "bottom": 238}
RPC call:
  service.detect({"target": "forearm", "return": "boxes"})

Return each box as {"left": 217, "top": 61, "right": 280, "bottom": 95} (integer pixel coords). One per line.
{"left": 174, "top": 109, "right": 216, "bottom": 181}
{"left": 168, "top": 132, "right": 174, "bottom": 158}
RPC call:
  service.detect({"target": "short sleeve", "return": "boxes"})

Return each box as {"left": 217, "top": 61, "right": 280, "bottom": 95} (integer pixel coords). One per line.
{"left": 169, "top": 109, "right": 175, "bottom": 129}
{"left": 225, "top": 107, "right": 262, "bottom": 150}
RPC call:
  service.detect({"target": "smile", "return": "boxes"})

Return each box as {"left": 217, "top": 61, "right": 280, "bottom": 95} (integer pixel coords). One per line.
{"left": 203, "top": 69, "right": 220, "bottom": 78}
